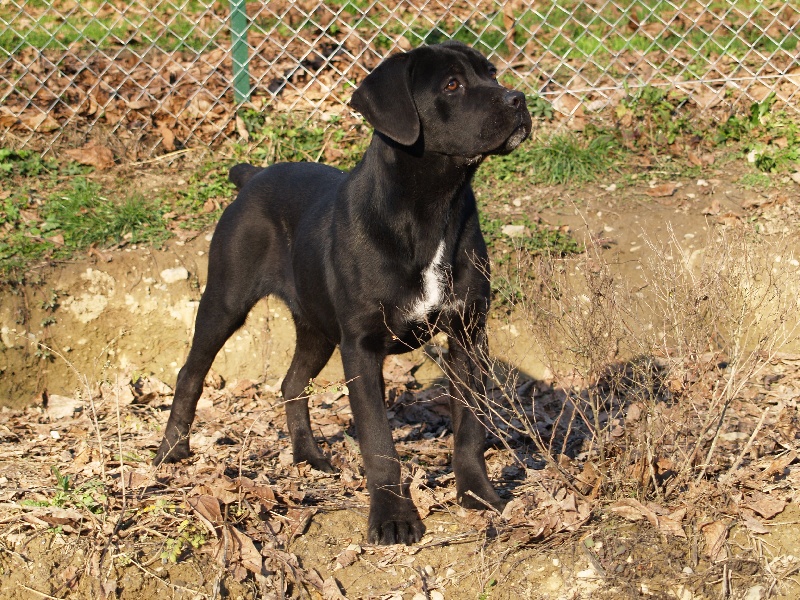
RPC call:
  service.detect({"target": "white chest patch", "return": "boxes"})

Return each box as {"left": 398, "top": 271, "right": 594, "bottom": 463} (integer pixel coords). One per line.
{"left": 406, "top": 240, "right": 447, "bottom": 322}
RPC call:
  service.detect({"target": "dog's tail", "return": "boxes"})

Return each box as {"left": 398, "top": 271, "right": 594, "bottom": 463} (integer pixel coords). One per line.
{"left": 229, "top": 163, "right": 263, "bottom": 191}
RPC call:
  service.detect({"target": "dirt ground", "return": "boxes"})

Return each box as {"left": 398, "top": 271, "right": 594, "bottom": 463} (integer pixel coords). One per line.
{"left": 2, "top": 160, "right": 800, "bottom": 599}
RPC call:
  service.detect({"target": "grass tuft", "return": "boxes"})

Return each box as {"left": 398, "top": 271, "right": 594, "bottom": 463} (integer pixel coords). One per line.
{"left": 528, "top": 133, "right": 619, "bottom": 185}
{"left": 44, "top": 178, "right": 167, "bottom": 248}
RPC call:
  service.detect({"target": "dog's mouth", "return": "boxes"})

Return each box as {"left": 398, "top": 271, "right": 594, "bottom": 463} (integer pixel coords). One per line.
{"left": 489, "top": 122, "right": 530, "bottom": 156}
{"left": 504, "top": 124, "right": 529, "bottom": 151}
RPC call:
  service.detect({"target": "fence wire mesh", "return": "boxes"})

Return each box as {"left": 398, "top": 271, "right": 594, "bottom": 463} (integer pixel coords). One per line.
{"left": 1, "top": 0, "right": 799, "bottom": 159}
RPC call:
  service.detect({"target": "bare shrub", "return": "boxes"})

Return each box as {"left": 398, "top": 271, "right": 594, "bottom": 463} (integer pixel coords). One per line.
{"left": 474, "top": 222, "right": 800, "bottom": 501}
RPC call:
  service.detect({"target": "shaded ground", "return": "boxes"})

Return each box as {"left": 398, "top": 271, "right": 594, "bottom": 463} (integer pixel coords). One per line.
{"left": 2, "top": 158, "right": 800, "bottom": 599}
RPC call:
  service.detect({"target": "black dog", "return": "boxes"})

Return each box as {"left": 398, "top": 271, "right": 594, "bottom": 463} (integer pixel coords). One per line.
{"left": 155, "top": 41, "right": 532, "bottom": 545}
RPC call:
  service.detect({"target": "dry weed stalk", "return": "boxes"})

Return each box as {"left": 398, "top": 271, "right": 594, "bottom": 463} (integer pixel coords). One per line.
{"left": 635, "top": 225, "right": 799, "bottom": 490}
{"left": 455, "top": 222, "right": 799, "bottom": 501}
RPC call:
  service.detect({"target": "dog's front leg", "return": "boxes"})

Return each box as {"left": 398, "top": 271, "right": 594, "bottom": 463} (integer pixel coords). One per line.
{"left": 444, "top": 315, "right": 505, "bottom": 512}
{"left": 340, "top": 341, "right": 425, "bottom": 545}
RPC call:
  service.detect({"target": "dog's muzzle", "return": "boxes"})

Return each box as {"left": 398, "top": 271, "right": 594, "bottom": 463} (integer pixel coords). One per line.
{"left": 498, "top": 90, "right": 532, "bottom": 153}
{"left": 504, "top": 124, "right": 529, "bottom": 151}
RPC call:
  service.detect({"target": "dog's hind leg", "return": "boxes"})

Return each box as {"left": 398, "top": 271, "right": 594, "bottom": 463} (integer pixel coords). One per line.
{"left": 154, "top": 287, "right": 257, "bottom": 465}
{"left": 281, "top": 319, "right": 336, "bottom": 472}
{"left": 443, "top": 313, "right": 505, "bottom": 511}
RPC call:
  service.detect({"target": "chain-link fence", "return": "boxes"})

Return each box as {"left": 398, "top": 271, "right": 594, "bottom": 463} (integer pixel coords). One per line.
{"left": 1, "top": 0, "right": 798, "bottom": 159}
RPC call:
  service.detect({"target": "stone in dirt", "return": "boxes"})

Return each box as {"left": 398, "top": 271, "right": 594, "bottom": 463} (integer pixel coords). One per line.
{"left": 160, "top": 266, "right": 189, "bottom": 283}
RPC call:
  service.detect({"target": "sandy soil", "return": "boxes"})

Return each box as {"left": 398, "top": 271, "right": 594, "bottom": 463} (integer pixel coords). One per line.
{"left": 1, "top": 163, "right": 800, "bottom": 599}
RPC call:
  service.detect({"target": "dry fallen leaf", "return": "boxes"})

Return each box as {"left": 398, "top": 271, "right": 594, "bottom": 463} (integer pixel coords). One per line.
{"left": 717, "top": 212, "right": 741, "bottom": 226}
{"left": 0, "top": 106, "right": 18, "bottom": 127}
{"left": 322, "top": 577, "right": 349, "bottom": 600}
{"left": 701, "top": 520, "right": 728, "bottom": 562}
{"left": 219, "top": 525, "right": 263, "bottom": 575}
{"left": 45, "top": 394, "right": 83, "bottom": 420}
{"left": 645, "top": 182, "right": 678, "bottom": 198}
{"left": 741, "top": 513, "right": 769, "bottom": 534}
{"left": 235, "top": 114, "right": 249, "bottom": 141}
{"left": 23, "top": 112, "right": 59, "bottom": 132}
{"left": 63, "top": 143, "right": 115, "bottom": 170}
{"left": 334, "top": 547, "right": 359, "bottom": 571}
{"left": 187, "top": 494, "right": 223, "bottom": 536}
{"left": 409, "top": 468, "right": 435, "bottom": 519}
{"left": 744, "top": 492, "right": 786, "bottom": 519}
{"left": 702, "top": 198, "right": 721, "bottom": 215}
{"left": 157, "top": 122, "right": 176, "bottom": 152}
{"left": 610, "top": 498, "right": 686, "bottom": 538}
{"left": 759, "top": 450, "right": 796, "bottom": 480}
{"left": 237, "top": 476, "right": 277, "bottom": 511}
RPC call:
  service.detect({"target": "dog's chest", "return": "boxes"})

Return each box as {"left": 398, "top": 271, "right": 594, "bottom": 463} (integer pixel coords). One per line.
{"left": 405, "top": 240, "right": 452, "bottom": 322}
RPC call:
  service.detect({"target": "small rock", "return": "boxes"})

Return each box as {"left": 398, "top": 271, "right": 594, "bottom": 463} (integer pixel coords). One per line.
{"left": 424, "top": 565, "right": 435, "bottom": 576}
{"left": 790, "top": 172, "right": 800, "bottom": 185}
{"left": 604, "top": 183, "right": 617, "bottom": 192}
{"left": 501, "top": 224, "right": 527, "bottom": 238}
{"left": 745, "top": 585, "right": 765, "bottom": 600}
{"left": 512, "top": 198, "right": 522, "bottom": 207}
{"left": 585, "top": 99, "right": 607, "bottom": 112}
{"left": 46, "top": 395, "right": 83, "bottom": 419}
{"left": 430, "top": 591, "right": 444, "bottom": 600}
{"left": 278, "top": 447, "right": 293, "bottom": 467}
{"left": 160, "top": 266, "right": 189, "bottom": 284}
{"left": 675, "top": 585, "right": 693, "bottom": 600}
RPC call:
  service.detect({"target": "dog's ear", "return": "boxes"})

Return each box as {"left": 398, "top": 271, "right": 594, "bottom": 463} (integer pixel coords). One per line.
{"left": 350, "top": 52, "right": 420, "bottom": 147}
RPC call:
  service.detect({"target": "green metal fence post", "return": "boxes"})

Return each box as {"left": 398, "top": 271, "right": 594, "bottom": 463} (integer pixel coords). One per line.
{"left": 229, "top": 0, "right": 250, "bottom": 103}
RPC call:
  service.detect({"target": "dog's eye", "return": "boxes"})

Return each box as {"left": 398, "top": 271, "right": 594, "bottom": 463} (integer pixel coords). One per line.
{"left": 444, "top": 78, "right": 460, "bottom": 92}
{"left": 489, "top": 68, "right": 498, "bottom": 80}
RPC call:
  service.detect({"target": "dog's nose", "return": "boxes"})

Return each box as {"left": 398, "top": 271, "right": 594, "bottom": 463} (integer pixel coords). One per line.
{"left": 504, "top": 90, "right": 525, "bottom": 109}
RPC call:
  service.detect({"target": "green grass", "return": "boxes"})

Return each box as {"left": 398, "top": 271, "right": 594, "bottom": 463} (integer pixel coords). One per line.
{"left": 0, "top": 149, "right": 207, "bottom": 282}
{"left": 738, "top": 172, "right": 772, "bottom": 190}
{"left": 4, "top": 87, "right": 797, "bottom": 286}
{"left": 612, "top": 86, "right": 799, "bottom": 175}
{"left": 43, "top": 179, "right": 167, "bottom": 247}
{"left": 234, "top": 110, "right": 368, "bottom": 170}
{"left": 3, "top": 0, "right": 797, "bottom": 65}
{"left": 19, "top": 466, "right": 107, "bottom": 515}
{"left": 0, "top": 0, "right": 226, "bottom": 55}
{"left": 481, "top": 214, "right": 583, "bottom": 257}
{"left": 0, "top": 175, "right": 169, "bottom": 278}
{"left": 481, "top": 132, "right": 620, "bottom": 187}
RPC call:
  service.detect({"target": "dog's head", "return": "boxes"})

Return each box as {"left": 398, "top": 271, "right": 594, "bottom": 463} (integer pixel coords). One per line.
{"left": 350, "top": 41, "right": 532, "bottom": 159}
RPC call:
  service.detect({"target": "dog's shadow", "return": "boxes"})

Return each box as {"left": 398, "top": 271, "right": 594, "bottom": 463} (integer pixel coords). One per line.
{"left": 374, "top": 352, "right": 674, "bottom": 498}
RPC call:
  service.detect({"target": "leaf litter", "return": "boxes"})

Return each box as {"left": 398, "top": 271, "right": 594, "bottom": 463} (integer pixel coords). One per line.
{"left": 1, "top": 347, "right": 800, "bottom": 598}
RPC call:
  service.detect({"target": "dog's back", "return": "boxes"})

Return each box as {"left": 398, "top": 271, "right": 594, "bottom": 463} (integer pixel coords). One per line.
{"left": 227, "top": 162, "right": 347, "bottom": 223}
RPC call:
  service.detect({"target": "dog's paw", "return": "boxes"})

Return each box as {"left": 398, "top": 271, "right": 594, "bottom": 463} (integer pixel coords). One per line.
{"left": 153, "top": 437, "right": 190, "bottom": 465}
{"left": 367, "top": 496, "right": 425, "bottom": 545}
{"left": 457, "top": 480, "right": 507, "bottom": 512}
{"left": 302, "top": 455, "right": 336, "bottom": 474}
{"left": 458, "top": 490, "right": 506, "bottom": 512}
{"left": 293, "top": 447, "right": 336, "bottom": 473}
